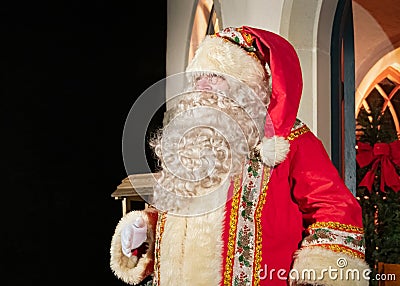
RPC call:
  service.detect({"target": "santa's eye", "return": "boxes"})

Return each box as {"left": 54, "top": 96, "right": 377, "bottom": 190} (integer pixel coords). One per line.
{"left": 193, "top": 74, "right": 227, "bottom": 87}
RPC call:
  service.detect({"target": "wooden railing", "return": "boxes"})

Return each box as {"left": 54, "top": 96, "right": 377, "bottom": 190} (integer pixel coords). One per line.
{"left": 111, "top": 173, "right": 159, "bottom": 216}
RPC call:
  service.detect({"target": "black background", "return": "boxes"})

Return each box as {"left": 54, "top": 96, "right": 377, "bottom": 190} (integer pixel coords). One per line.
{"left": 2, "top": 1, "right": 166, "bottom": 285}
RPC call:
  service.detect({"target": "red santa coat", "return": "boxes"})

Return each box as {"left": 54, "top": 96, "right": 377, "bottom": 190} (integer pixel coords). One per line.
{"left": 144, "top": 122, "right": 368, "bottom": 286}
{"left": 110, "top": 26, "right": 370, "bottom": 286}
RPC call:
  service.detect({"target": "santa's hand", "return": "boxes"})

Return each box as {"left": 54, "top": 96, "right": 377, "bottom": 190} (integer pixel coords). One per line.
{"left": 121, "top": 216, "right": 148, "bottom": 257}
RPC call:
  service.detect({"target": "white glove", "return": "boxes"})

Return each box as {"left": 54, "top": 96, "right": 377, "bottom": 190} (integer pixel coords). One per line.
{"left": 121, "top": 216, "right": 148, "bottom": 258}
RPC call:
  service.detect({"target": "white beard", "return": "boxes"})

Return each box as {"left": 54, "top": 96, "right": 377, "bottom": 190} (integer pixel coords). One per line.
{"left": 149, "top": 89, "right": 266, "bottom": 216}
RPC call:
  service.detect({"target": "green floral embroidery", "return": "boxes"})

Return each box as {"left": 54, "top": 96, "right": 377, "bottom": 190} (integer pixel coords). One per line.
{"left": 304, "top": 228, "right": 336, "bottom": 243}
{"left": 240, "top": 186, "right": 254, "bottom": 222}
{"left": 314, "top": 228, "right": 335, "bottom": 241}
{"left": 234, "top": 273, "right": 250, "bottom": 286}
{"left": 233, "top": 156, "right": 263, "bottom": 285}
{"left": 302, "top": 226, "right": 366, "bottom": 258}
{"left": 345, "top": 235, "right": 365, "bottom": 247}
{"left": 237, "top": 225, "right": 254, "bottom": 268}
{"left": 247, "top": 158, "right": 260, "bottom": 177}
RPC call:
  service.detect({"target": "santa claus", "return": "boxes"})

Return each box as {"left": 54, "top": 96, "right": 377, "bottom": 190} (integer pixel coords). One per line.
{"left": 110, "top": 26, "right": 370, "bottom": 286}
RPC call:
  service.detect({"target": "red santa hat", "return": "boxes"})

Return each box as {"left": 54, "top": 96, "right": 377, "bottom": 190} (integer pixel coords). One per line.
{"left": 186, "top": 26, "right": 303, "bottom": 166}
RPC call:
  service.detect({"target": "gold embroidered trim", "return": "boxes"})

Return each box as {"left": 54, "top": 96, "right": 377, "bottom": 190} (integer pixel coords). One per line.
{"left": 287, "top": 125, "right": 310, "bottom": 141}
{"left": 307, "top": 244, "right": 365, "bottom": 260}
{"left": 253, "top": 167, "right": 271, "bottom": 285}
{"left": 218, "top": 37, "right": 260, "bottom": 63}
{"left": 308, "top": 221, "right": 364, "bottom": 234}
{"left": 153, "top": 212, "right": 167, "bottom": 286}
{"left": 237, "top": 27, "right": 254, "bottom": 46}
{"left": 223, "top": 177, "right": 242, "bottom": 286}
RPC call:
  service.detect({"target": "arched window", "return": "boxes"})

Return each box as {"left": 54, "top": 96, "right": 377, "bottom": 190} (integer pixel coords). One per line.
{"left": 356, "top": 66, "right": 400, "bottom": 139}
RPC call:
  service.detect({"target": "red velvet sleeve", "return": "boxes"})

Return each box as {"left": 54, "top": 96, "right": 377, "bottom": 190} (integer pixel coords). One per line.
{"left": 289, "top": 130, "right": 363, "bottom": 228}
{"left": 288, "top": 129, "right": 369, "bottom": 286}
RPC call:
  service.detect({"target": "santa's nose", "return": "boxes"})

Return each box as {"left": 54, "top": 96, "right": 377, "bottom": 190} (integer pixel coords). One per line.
{"left": 195, "top": 77, "right": 212, "bottom": 90}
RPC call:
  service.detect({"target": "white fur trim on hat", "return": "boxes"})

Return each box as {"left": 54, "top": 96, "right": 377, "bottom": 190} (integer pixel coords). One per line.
{"left": 258, "top": 136, "right": 290, "bottom": 167}
{"left": 186, "top": 36, "right": 268, "bottom": 93}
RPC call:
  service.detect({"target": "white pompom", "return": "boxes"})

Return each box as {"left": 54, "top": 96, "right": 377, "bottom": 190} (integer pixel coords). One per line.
{"left": 258, "top": 136, "right": 290, "bottom": 166}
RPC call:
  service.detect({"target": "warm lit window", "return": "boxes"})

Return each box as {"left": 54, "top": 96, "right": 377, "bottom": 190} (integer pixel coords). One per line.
{"left": 356, "top": 66, "right": 400, "bottom": 139}
{"left": 188, "top": 0, "right": 220, "bottom": 63}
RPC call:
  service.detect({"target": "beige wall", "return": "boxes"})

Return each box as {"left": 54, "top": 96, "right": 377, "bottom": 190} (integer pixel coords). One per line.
{"left": 219, "top": 0, "right": 283, "bottom": 33}
{"left": 284, "top": 0, "right": 338, "bottom": 155}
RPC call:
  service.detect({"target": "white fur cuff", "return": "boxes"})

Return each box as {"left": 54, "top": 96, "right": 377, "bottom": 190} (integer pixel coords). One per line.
{"left": 290, "top": 247, "right": 370, "bottom": 286}
{"left": 259, "top": 136, "right": 290, "bottom": 166}
{"left": 110, "top": 209, "right": 158, "bottom": 285}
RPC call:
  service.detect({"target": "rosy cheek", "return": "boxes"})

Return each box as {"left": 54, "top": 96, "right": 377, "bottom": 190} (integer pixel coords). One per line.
{"left": 215, "top": 82, "right": 229, "bottom": 91}
{"left": 195, "top": 80, "right": 212, "bottom": 91}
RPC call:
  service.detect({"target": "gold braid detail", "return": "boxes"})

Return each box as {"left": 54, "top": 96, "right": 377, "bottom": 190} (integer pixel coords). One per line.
{"left": 308, "top": 221, "right": 364, "bottom": 234}
{"left": 287, "top": 125, "right": 310, "bottom": 141}
{"left": 223, "top": 177, "right": 242, "bottom": 286}
{"left": 307, "top": 244, "right": 365, "bottom": 260}
{"left": 153, "top": 212, "right": 167, "bottom": 286}
{"left": 253, "top": 167, "right": 271, "bottom": 285}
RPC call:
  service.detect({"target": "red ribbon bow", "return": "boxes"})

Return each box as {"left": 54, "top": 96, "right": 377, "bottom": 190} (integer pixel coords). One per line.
{"left": 356, "top": 141, "right": 400, "bottom": 192}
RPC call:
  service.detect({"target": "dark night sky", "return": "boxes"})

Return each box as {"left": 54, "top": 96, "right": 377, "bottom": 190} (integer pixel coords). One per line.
{"left": 2, "top": 1, "right": 166, "bottom": 285}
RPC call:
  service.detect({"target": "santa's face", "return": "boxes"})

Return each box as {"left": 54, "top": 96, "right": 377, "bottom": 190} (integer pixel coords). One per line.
{"left": 149, "top": 73, "right": 268, "bottom": 215}
{"left": 194, "top": 73, "right": 229, "bottom": 93}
